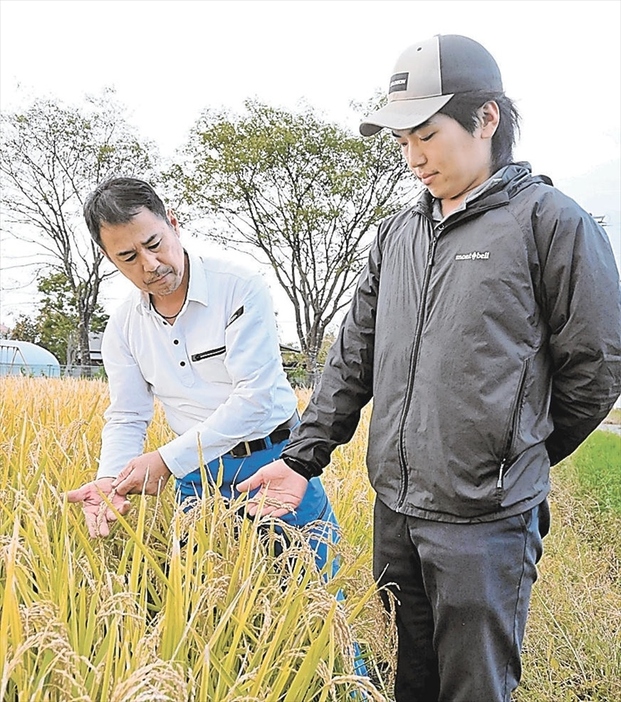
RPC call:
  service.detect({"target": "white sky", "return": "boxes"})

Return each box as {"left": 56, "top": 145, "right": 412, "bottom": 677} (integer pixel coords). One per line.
{"left": 1, "top": 0, "right": 620, "bottom": 341}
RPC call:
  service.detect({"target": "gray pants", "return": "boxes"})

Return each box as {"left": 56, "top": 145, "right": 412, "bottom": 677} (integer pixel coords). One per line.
{"left": 373, "top": 498, "right": 549, "bottom": 702}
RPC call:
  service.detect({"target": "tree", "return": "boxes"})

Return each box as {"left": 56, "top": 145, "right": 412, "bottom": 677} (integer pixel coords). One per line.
{"left": 8, "top": 272, "right": 108, "bottom": 365}
{"left": 170, "top": 99, "right": 415, "bottom": 384}
{"left": 9, "top": 314, "right": 40, "bottom": 345}
{"left": 37, "top": 272, "right": 109, "bottom": 365}
{"left": 0, "top": 90, "right": 158, "bottom": 364}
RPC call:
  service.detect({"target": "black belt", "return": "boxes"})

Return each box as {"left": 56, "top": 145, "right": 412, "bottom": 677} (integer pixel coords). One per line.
{"left": 227, "top": 412, "right": 299, "bottom": 458}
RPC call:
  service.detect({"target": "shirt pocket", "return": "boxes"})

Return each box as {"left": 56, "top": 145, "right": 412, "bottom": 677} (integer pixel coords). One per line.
{"left": 190, "top": 345, "right": 231, "bottom": 385}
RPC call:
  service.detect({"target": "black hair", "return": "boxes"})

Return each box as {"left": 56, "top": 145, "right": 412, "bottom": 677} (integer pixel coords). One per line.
{"left": 83, "top": 177, "right": 169, "bottom": 248}
{"left": 438, "top": 91, "right": 521, "bottom": 171}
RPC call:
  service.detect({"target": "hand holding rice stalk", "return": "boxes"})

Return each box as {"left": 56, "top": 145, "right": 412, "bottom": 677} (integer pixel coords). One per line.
{"left": 65, "top": 477, "right": 132, "bottom": 537}
{"left": 66, "top": 451, "right": 171, "bottom": 537}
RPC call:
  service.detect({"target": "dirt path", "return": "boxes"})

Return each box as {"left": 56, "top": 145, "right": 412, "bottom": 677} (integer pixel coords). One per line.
{"left": 598, "top": 422, "right": 621, "bottom": 436}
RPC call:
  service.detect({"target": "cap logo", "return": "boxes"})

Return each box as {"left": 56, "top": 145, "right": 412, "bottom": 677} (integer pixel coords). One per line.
{"left": 389, "top": 72, "right": 409, "bottom": 94}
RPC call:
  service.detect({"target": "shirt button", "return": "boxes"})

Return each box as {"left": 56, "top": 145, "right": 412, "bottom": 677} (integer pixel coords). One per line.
{"left": 180, "top": 361, "right": 186, "bottom": 367}
{"left": 173, "top": 339, "right": 179, "bottom": 345}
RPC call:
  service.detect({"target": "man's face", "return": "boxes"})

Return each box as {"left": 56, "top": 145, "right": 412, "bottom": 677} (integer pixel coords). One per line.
{"left": 99, "top": 207, "right": 186, "bottom": 298}
{"left": 392, "top": 107, "right": 497, "bottom": 209}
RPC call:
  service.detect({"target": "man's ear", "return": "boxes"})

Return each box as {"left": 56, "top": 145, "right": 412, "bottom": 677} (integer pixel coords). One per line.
{"left": 478, "top": 101, "right": 500, "bottom": 138}
{"left": 167, "top": 208, "right": 180, "bottom": 235}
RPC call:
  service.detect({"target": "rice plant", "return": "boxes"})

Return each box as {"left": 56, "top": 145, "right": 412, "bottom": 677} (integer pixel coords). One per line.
{"left": 0, "top": 377, "right": 392, "bottom": 701}
{"left": 2, "top": 377, "right": 619, "bottom": 700}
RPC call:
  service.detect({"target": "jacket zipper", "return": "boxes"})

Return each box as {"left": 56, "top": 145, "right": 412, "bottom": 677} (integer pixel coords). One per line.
{"left": 496, "top": 360, "right": 529, "bottom": 489}
{"left": 393, "top": 198, "right": 510, "bottom": 508}
{"left": 396, "top": 229, "right": 440, "bottom": 508}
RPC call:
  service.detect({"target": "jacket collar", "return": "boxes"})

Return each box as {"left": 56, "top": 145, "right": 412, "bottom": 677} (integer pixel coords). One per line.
{"left": 412, "top": 161, "right": 544, "bottom": 222}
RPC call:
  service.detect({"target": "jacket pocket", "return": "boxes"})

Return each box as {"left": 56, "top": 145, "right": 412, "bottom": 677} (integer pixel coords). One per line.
{"left": 496, "top": 357, "right": 530, "bottom": 490}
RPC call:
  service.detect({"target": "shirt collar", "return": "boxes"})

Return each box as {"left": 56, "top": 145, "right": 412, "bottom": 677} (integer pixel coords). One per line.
{"left": 185, "top": 250, "right": 209, "bottom": 306}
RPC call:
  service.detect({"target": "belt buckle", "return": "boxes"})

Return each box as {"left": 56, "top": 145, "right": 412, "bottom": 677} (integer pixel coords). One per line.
{"left": 231, "top": 441, "right": 252, "bottom": 458}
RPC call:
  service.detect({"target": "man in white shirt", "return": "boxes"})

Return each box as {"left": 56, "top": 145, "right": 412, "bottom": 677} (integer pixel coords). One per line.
{"left": 66, "top": 177, "right": 339, "bottom": 573}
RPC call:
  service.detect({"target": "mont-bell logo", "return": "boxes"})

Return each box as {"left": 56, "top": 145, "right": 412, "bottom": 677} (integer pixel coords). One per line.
{"left": 389, "top": 72, "right": 409, "bottom": 94}
{"left": 455, "top": 251, "right": 490, "bottom": 261}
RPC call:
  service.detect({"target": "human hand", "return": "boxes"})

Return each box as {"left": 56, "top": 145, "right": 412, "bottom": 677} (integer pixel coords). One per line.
{"left": 111, "top": 450, "right": 172, "bottom": 498}
{"left": 65, "top": 477, "right": 132, "bottom": 538}
{"left": 237, "top": 459, "right": 309, "bottom": 518}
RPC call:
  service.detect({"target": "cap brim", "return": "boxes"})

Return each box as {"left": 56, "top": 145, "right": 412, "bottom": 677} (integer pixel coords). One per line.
{"left": 359, "top": 94, "right": 454, "bottom": 136}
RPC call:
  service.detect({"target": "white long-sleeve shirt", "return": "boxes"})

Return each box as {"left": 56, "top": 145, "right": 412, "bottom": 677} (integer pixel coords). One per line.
{"left": 97, "top": 251, "right": 298, "bottom": 479}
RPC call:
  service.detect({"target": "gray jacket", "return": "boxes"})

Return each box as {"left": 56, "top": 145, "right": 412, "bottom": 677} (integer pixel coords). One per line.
{"left": 283, "top": 163, "right": 621, "bottom": 522}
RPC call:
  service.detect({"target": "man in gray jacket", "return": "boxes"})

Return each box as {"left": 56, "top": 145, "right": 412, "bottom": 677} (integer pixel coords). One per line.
{"left": 238, "top": 35, "right": 621, "bottom": 701}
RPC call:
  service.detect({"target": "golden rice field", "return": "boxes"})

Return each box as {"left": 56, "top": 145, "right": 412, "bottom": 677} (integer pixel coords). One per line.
{"left": 1, "top": 377, "right": 620, "bottom": 701}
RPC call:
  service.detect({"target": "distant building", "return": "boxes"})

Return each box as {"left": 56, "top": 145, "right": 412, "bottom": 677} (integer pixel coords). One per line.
{"left": 88, "top": 332, "right": 104, "bottom": 364}
{"left": 0, "top": 340, "right": 61, "bottom": 377}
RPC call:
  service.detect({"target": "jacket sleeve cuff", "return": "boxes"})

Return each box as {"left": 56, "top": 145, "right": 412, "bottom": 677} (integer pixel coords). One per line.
{"left": 282, "top": 456, "right": 321, "bottom": 481}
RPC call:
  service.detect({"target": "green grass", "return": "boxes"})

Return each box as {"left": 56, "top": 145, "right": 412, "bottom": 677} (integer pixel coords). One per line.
{"left": 515, "top": 429, "right": 621, "bottom": 702}
{"left": 564, "top": 430, "right": 621, "bottom": 514}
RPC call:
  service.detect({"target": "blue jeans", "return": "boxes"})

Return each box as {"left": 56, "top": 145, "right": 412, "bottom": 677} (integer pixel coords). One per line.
{"left": 176, "top": 438, "right": 368, "bottom": 680}
{"left": 175, "top": 438, "right": 340, "bottom": 576}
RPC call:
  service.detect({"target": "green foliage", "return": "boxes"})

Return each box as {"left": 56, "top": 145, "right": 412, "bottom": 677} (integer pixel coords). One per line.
{"left": 318, "top": 331, "right": 337, "bottom": 365}
{"left": 8, "top": 315, "right": 40, "bottom": 344}
{"left": 37, "top": 271, "right": 108, "bottom": 365}
{"left": 281, "top": 347, "right": 311, "bottom": 388}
